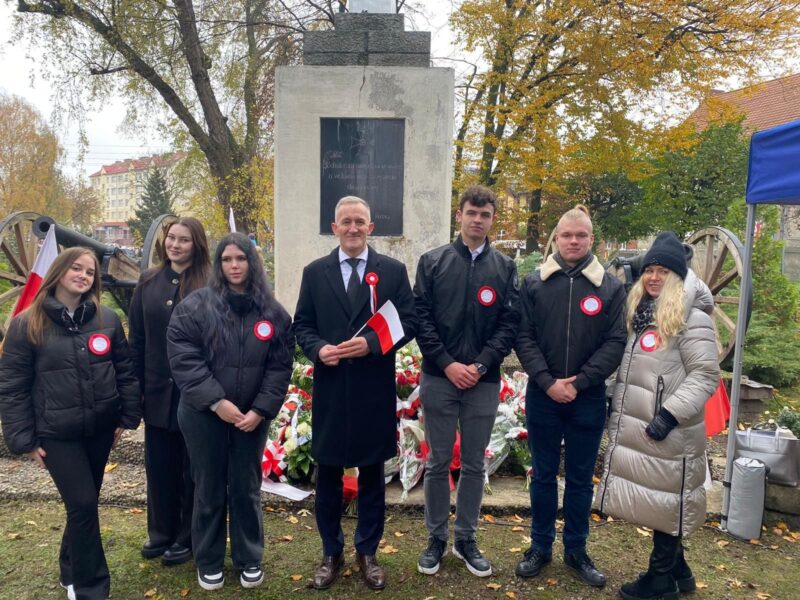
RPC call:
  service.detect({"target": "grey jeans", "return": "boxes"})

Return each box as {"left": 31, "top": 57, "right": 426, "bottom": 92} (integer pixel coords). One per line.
{"left": 420, "top": 374, "right": 500, "bottom": 542}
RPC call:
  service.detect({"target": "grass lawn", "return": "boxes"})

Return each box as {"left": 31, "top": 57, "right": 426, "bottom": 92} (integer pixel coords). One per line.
{"left": 0, "top": 501, "right": 798, "bottom": 599}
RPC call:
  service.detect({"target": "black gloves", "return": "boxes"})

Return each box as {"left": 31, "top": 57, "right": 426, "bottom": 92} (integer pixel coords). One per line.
{"left": 645, "top": 408, "right": 679, "bottom": 441}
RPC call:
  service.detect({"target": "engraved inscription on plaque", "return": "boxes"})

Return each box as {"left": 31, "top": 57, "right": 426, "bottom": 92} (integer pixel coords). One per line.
{"left": 320, "top": 118, "right": 405, "bottom": 236}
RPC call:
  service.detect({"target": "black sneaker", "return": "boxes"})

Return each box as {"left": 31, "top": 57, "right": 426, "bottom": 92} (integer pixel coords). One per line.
{"left": 453, "top": 538, "right": 492, "bottom": 577}
{"left": 240, "top": 566, "right": 264, "bottom": 588}
{"left": 515, "top": 547, "right": 552, "bottom": 578}
{"left": 197, "top": 570, "right": 225, "bottom": 591}
{"left": 417, "top": 537, "right": 448, "bottom": 575}
{"left": 564, "top": 551, "right": 606, "bottom": 588}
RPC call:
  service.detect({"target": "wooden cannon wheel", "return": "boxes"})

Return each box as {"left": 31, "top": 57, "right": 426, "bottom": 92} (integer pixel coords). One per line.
{"left": 0, "top": 212, "right": 44, "bottom": 341}
{"left": 687, "top": 226, "right": 751, "bottom": 364}
{"left": 141, "top": 214, "right": 178, "bottom": 271}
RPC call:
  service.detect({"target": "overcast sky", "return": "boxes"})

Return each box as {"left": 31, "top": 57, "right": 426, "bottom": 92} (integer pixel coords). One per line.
{"left": 0, "top": 2, "right": 458, "bottom": 180}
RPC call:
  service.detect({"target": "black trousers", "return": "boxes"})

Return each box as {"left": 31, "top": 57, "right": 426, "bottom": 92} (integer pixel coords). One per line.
{"left": 650, "top": 530, "right": 681, "bottom": 574}
{"left": 42, "top": 428, "right": 115, "bottom": 600}
{"left": 144, "top": 423, "right": 194, "bottom": 548}
{"left": 178, "top": 404, "right": 268, "bottom": 572}
{"left": 315, "top": 462, "right": 385, "bottom": 556}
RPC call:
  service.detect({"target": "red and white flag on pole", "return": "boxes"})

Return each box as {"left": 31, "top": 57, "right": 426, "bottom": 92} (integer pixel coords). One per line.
{"left": 355, "top": 300, "right": 405, "bottom": 354}
{"left": 12, "top": 226, "right": 58, "bottom": 317}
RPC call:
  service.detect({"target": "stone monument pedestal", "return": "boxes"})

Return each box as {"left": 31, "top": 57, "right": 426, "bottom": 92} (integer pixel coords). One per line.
{"left": 273, "top": 13, "right": 453, "bottom": 312}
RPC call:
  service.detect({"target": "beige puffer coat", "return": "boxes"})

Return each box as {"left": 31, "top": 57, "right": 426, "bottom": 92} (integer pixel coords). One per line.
{"left": 595, "top": 270, "right": 720, "bottom": 536}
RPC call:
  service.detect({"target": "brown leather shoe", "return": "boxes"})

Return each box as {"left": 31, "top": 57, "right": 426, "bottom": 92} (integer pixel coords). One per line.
{"left": 357, "top": 553, "right": 386, "bottom": 590}
{"left": 313, "top": 553, "right": 344, "bottom": 590}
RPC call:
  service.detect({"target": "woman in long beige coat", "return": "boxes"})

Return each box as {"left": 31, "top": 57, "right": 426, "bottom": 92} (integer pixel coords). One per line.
{"left": 595, "top": 232, "right": 719, "bottom": 600}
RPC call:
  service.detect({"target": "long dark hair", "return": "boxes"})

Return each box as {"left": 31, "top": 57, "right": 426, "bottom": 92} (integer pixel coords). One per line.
{"left": 203, "top": 232, "right": 281, "bottom": 363}
{"left": 144, "top": 217, "right": 210, "bottom": 298}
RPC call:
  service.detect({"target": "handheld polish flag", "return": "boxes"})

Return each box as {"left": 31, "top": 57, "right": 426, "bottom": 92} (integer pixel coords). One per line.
{"left": 12, "top": 226, "right": 58, "bottom": 317}
{"left": 352, "top": 300, "right": 405, "bottom": 354}
{"left": 228, "top": 207, "right": 237, "bottom": 233}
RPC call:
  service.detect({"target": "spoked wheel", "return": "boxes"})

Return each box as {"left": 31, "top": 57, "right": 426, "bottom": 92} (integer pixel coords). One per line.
{"left": 687, "top": 226, "right": 751, "bottom": 363}
{"left": 141, "top": 214, "right": 178, "bottom": 270}
{"left": 0, "top": 212, "right": 43, "bottom": 341}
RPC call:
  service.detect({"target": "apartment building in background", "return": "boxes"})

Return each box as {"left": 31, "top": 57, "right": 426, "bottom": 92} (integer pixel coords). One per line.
{"left": 89, "top": 151, "right": 190, "bottom": 225}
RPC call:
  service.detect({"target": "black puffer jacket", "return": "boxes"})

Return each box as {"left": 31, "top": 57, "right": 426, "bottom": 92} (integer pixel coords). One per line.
{"left": 516, "top": 254, "right": 627, "bottom": 393}
{"left": 166, "top": 288, "right": 294, "bottom": 419}
{"left": 414, "top": 236, "right": 520, "bottom": 383}
{"left": 0, "top": 296, "right": 141, "bottom": 454}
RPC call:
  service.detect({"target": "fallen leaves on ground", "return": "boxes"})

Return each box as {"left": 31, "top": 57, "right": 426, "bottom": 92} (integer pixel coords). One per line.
{"left": 290, "top": 574, "right": 303, "bottom": 581}
{"left": 379, "top": 544, "right": 399, "bottom": 554}
{"left": 716, "top": 539, "right": 730, "bottom": 548}
{"left": 591, "top": 513, "right": 602, "bottom": 522}
{"left": 7, "top": 533, "right": 21, "bottom": 540}
{"left": 129, "top": 508, "right": 143, "bottom": 514}
{"left": 509, "top": 547, "right": 522, "bottom": 553}
{"left": 636, "top": 528, "right": 652, "bottom": 537}
{"left": 104, "top": 463, "right": 118, "bottom": 473}
{"left": 486, "top": 582, "right": 501, "bottom": 590}
{"left": 179, "top": 589, "right": 189, "bottom": 598}
{"left": 511, "top": 526, "right": 525, "bottom": 532}
{"left": 505, "top": 592, "right": 517, "bottom": 599}
{"left": 394, "top": 531, "right": 405, "bottom": 538}
{"left": 696, "top": 582, "right": 709, "bottom": 589}
{"left": 144, "top": 589, "right": 157, "bottom": 598}
{"left": 286, "top": 515, "right": 299, "bottom": 524}
{"left": 483, "top": 514, "right": 496, "bottom": 523}
{"left": 546, "top": 577, "right": 558, "bottom": 586}
{"left": 278, "top": 535, "right": 293, "bottom": 542}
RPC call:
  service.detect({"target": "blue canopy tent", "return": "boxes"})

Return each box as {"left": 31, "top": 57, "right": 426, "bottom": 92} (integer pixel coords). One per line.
{"left": 721, "top": 118, "right": 800, "bottom": 531}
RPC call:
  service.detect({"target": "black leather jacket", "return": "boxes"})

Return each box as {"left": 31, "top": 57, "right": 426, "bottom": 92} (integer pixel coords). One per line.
{"left": 414, "top": 236, "right": 520, "bottom": 383}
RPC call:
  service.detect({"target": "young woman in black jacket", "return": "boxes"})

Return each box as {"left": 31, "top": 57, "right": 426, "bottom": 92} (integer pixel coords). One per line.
{"left": 128, "top": 217, "right": 210, "bottom": 566}
{"left": 167, "top": 232, "right": 294, "bottom": 591}
{"left": 0, "top": 247, "right": 141, "bottom": 600}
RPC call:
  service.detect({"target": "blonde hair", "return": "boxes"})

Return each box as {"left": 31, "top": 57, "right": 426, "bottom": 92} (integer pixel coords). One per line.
{"left": 557, "top": 204, "right": 593, "bottom": 233}
{"left": 626, "top": 269, "right": 686, "bottom": 344}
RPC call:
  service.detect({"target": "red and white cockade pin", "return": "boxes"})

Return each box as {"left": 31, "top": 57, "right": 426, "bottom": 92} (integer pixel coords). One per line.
{"left": 580, "top": 295, "right": 603, "bottom": 316}
{"left": 477, "top": 286, "right": 497, "bottom": 306}
{"left": 365, "top": 272, "right": 379, "bottom": 286}
{"left": 640, "top": 331, "right": 659, "bottom": 352}
{"left": 254, "top": 320, "right": 274, "bottom": 341}
{"left": 88, "top": 333, "right": 111, "bottom": 356}
{"left": 365, "top": 272, "right": 379, "bottom": 314}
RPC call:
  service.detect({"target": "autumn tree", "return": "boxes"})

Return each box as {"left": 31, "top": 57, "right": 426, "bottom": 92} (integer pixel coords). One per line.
{"left": 450, "top": 0, "right": 800, "bottom": 252}
{"left": 66, "top": 181, "right": 103, "bottom": 235}
{"left": 0, "top": 92, "right": 70, "bottom": 222}
{"left": 9, "top": 0, "right": 361, "bottom": 232}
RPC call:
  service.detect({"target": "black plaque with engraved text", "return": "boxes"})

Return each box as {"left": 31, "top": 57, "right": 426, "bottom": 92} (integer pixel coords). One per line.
{"left": 320, "top": 118, "right": 404, "bottom": 235}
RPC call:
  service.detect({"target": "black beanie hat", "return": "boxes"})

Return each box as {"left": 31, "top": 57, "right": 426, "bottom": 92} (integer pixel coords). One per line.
{"left": 642, "top": 231, "right": 688, "bottom": 280}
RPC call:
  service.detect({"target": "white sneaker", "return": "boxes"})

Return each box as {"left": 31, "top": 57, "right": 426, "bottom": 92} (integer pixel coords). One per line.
{"left": 240, "top": 566, "right": 264, "bottom": 588}
{"left": 197, "top": 570, "right": 225, "bottom": 591}
{"left": 60, "top": 582, "right": 76, "bottom": 600}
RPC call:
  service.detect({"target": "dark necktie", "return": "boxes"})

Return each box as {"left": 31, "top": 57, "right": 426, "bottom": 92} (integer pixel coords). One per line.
{"left": 346, "top": 257, "right": 360, "bottom": 308}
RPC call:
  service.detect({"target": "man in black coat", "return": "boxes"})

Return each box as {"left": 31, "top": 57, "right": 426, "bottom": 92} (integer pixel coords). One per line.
{"left": 293, "top": 196, "right": 416, "bottom": 592}
{"left": 514, "top": 205, "right": 627, "bottom": 588}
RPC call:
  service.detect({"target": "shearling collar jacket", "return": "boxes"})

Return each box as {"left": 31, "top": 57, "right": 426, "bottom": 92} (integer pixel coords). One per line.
{"left": 515, "top": 253, "right": 627, "bottom": 393}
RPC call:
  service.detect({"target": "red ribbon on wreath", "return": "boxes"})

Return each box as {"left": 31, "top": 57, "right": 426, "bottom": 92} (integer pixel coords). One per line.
{"left": 262, "top": 440, "right": 288, "bottom": 482}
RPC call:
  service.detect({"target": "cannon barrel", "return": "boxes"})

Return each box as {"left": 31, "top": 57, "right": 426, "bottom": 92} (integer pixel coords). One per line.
{"left": 32, "top": 216, "right": 142, "bottom": 313}
{"left": 33, "top": 216, "right": 117, "bottom": 261}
